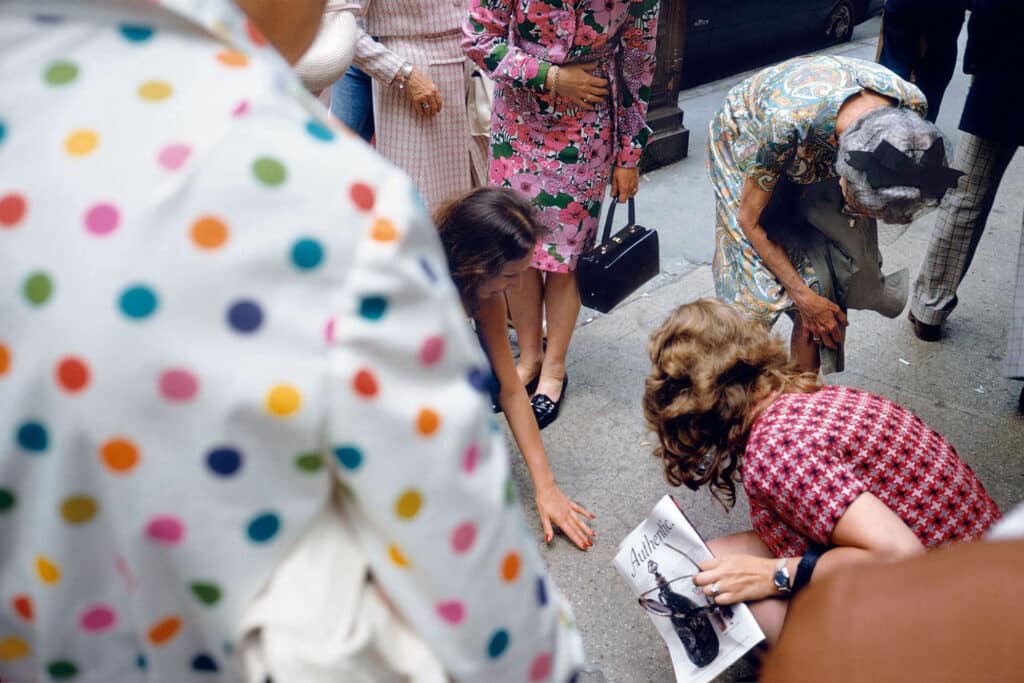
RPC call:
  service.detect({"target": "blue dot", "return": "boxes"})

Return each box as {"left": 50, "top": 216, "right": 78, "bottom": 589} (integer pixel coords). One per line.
{"left": 305, "top": 119, "right": 335, "bottom": 142}
{"left": 487, "top": 629, "right": 510, "bottom": 659}
{"left": 419, "top": 257, "right": 438, "bottom": 283}
{"left": 226, "top": 300, "right": 263, "bottom": 333}
{"left": 334, "top": 445, "right": 363, "bottom": 470}
{"left": 190, "top": 653, "right": 218, "bottom": 673}
{"left": 136, "top": 654, "right": 147, "bottom": 670}
{"left": 16, "top": 421, "right": 48, "bottom": 452}
{"left": 467, "top": 367, "right": 497, "bottom": 394}
{"left": 246, "top": 511, "right": 280, "bottom": 543}
{"left": 359, "top": 296, "right": 388, "bottom": 321}
{"left": 33, "top": 15, "right": 63, "bottom": 24}
{"left": 291, "top": 238, "right": 324, "bottom": 270}
{"left": 119, "top": 24, "right": 154, "bottom": 42}
{"left": 0, "top": 120, "right": 6, "bottom": 145}
{"left": 536, "top": 577, "right": 548, "bottom": 606}
{"left": 119, "top": 285, "right": 158, "bottom": 319}
{"left": 206, "top": 447, "right": 242, "bottom": 477}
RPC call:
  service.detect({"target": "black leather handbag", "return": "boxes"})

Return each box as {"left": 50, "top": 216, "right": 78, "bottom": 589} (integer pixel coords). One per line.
{"left": 576, "top": 197, "right": 660, "bottom": 313}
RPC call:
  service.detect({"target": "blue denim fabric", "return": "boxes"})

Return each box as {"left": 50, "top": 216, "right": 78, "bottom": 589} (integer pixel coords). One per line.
{"left": 331, "top": 64, "right": 374, "bottom": 142}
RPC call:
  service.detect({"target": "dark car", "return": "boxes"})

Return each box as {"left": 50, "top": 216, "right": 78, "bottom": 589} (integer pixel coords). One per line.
{"left": 681, "top": 0, "right": 884, "bottom": 85}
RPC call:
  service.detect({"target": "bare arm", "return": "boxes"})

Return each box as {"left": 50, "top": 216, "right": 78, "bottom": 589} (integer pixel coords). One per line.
{"left": 694, "top": 492, "right": 924, "bottom": 605}
{"left": 476, "top": 297, "right": 595, "bottom": 550}
{"left": 737, "top": 176, "right": 847, "bottom": 348}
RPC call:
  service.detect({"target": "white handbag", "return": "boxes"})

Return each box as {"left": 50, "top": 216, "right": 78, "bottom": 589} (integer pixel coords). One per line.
{"left": 294, "top": 2, "right": 358, "bottom": 94}
{"left": 466, "top": 69, "right": 495, "bottom": 137}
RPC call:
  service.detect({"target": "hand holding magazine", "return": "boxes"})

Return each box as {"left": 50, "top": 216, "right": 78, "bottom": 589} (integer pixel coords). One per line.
{"left": 613, "top": 495, "right": 764, "bottom": 683}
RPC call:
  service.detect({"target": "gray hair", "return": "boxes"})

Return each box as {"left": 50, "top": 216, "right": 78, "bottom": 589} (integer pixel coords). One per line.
{"left": 835, "top": 107, "right": 952, "bottom": 224}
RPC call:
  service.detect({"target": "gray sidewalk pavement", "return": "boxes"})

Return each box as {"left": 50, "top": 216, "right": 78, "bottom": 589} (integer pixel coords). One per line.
{"left": 500, "top": 16, "right": 1024, "bottom": 683}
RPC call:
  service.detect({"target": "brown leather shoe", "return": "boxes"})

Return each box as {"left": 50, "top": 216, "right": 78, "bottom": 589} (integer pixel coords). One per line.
{"left": 908, "top": 311, "right": 942, "bottom": 342}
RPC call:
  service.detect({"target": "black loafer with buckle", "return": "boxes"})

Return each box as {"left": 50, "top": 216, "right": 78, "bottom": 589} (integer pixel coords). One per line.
{"left": 531, "top": 375, "right": 568, "bottom": 430}
{"left": 908, "top": 311, "right": 942, "bottom": 342}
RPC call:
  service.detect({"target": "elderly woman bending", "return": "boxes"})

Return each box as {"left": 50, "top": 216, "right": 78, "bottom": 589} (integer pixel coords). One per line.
{"left": 643, "top": 298, "right": 1001, "bottom": 643}
{"left": 710, "top": 55, "right": 961, "bottom": 371}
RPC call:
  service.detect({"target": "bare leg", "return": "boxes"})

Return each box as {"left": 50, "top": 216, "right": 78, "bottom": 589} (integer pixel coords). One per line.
{"left": 706, "top": 531, "right": 788, "bottom": 646}
{"left": 507, "top": 267, "right": 544, "bottom": 386}
{"left": 789, "top": 314, "right": 821, "bottom": 373}
{"left": 536, "top": 270, "right": 581, "bottom": 401}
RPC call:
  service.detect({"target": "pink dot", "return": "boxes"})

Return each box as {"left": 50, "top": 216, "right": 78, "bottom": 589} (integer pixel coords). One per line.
{"left": 419, "top": 336, "right": 444, "bottom": 367}
{"left": 435, "top": 600, "right": 465, "bottom": 624}
{"left": 80, "top": 604, "right": 118, "bottom": 632}
{"left": 145, "top": 515, "right": 185, "bottom": 544}
{"left": 159, "top": 369, "right": 198, "bottom": 401}
{"left": 450, "top": 521, "right": 477, "bottom": 554}
{"left": 84, "top": 203, "right": 120, "bottom": 236}
{"left": 462, "top": 444, "right": 479, "bottom": 474}
{"left": 529, "top": 653, "right": 552, "bottom": 682}
{"left": 232, "top": 99, "right": 250, "bottom": 117}
{"left": 324, "top": 318, "right": 336, "bottom": 344}
{"left": 157, "top": 143, "right": 191, "bottom": 171}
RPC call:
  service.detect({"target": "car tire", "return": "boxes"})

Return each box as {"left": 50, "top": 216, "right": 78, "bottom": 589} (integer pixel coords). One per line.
{"left": 825, "top": 0, "right": 855, "bottom": 43}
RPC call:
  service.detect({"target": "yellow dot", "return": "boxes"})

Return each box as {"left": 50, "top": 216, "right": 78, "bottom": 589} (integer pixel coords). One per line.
{"left": 370, "top": 218, "right": 398, "bottom": 242}
{"left": 190, "top": 216, "right": 229, "bottom": 250}
{"left": 138, "top": 80, "right": 173, "bottom": 101}
{"left": 416, "top": 408, "right": 441, "bottom": 436}
{"left": 388, "top": 543, "right": 410, "bottom": 568}
{"left": 217, "top": 50, "right": 249, "bottom": 68}
{"left": 394, "top": 490, "right": 422, "bottom": 520}
{"left": 0, "top": 636, "right": 30, "bottom": 662}
{"left": 35, "top": 556, "right": 60, "bottom": 585}
{"left": 60, "top": 495, "right": 98, "bottom": 524}
{"left": 65, "top": 129, "right": 99, "bottom": 156}
{"left": 266, "top": 384, "right": 301, "bottom": 417}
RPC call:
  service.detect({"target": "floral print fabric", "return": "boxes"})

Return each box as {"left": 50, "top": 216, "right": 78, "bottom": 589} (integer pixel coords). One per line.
{"left": 464, "top": 0, "right": 659, "bottom": 272}
{"left": 708, "top": 56, "right": 927, "bottom": 323}
{"left": 0, "top": 1, "right": 583, "bottom": 681}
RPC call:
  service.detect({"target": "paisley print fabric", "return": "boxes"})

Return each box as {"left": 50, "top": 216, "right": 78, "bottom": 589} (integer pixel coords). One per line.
{"left": 708, "top": 56, "right": 927, "bottom": 323}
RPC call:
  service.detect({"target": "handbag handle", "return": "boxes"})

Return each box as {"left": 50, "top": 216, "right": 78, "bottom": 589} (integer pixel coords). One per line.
{"left": 600, "top": 197, "right": 636, "bottom": 243}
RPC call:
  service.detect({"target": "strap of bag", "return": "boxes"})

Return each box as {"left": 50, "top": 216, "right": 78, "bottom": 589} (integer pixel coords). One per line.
{"left": 600, "top": 196, "right": 636, "bottom": 243}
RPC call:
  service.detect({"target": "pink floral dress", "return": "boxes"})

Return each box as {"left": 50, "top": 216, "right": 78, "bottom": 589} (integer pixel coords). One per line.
{"left": 463, "top": 0, "right": 659, "bottom": 272}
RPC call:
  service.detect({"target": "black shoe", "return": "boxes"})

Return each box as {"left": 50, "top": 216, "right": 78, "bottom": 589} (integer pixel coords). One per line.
{"left": 524, "top": 372, "right": 540, "bottom": 396}
{"left": 1018, "top": 385, "right": 1023, "bottom": 414}
{"left": 531, "top": 375, "right": 568, "bottom": 430}
{"left": 908, "top": 311, "right": 942, "bottom": 342}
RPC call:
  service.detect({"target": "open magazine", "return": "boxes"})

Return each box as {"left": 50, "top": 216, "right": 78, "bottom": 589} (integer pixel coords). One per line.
{"left": 612, "top": 495, "right": 765, "bottom": 683}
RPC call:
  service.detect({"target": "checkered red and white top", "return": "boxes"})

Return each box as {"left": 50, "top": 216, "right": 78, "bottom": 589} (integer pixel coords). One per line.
{"left": 743, "top": 385, "right": 1001, "bottom": 557}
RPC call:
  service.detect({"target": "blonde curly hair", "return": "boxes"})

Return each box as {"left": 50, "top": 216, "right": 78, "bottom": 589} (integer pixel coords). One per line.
{"left": 643, "top": 298, "right": 821, "bottom": 506}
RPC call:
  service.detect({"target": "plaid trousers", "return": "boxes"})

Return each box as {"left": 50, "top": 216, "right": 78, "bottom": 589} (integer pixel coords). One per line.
{"left": 1009, "top": 211, "right": 1024, "bottom": 378}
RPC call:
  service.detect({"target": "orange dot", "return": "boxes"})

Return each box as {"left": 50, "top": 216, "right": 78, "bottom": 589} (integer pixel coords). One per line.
{"left": 0, "top": 636, "right": 29, "bottom": 662}
{"left": 190, "top": 216, "right": 229, "bottom": 249}
{"left": 416, "top": 408, "right": 441, "bottom": 436}
{"left": 389, "top": 543, "right": 410, "bottom": 568}
{"left": 353, "top": 369, "right": 378, "bottom": 398}
{"left": 35, "top": 556, "right": 60, "bottom": 585}
{"left": 370, "top": 218, "right": 397, "bottom": 242}
{"left": 0, "top": 344, "right": 10, "bottom": 376}
{"left": 216, "top": 50, "right": 249, "bottom": 68}
{"left": 148, "top": 616, "right": 182, "bottom": 646}
{"left": 55, "top": 356, "right": 90, "bottom": 393}
{"left": 100, "top": 438, "right": 140, "bottom": 473}
{"left": 350, "top": 182, "right": 375, "bottom": 211}
{"left": 501, "top": 552, "right": 521, "bottom": 582}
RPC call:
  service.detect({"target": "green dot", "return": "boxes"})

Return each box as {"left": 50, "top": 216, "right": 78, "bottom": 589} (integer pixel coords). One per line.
{"left": 0, "top": 488, "right": 14, "bottom": 513}
{"left": 190, "top": 582, "right": 223, "bottom": 606}
{"left": 253, "top": 157, "right": 286, "bottom": 186}
{"left": 294, "top": 452, "right": 323, "bottom": 473}
{"left": 47, "top": 659, "right": 79, "bottom": 680}
{"left": 504, "top": 478, "right": 516, "bottom": 506}
{"left": 24, "top": 272, "right": 54, "bottom": 306}
{"left": 45, "top": 61, "right": 79, "bottom": 86}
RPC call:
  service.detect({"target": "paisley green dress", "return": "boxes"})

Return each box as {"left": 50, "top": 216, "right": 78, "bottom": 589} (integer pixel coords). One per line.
{"left": 708, "top": 55, "right": 927, "bottom": 324}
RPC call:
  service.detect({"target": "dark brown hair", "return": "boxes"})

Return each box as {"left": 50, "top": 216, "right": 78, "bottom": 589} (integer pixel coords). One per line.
{"left": 434, "top": 187, "right": 543, "bottom": 310}
{"left": 642, "top": 298, "right": 822, "bottom": 506}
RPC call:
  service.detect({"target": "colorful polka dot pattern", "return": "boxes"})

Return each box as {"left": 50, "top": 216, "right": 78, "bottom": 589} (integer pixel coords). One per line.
{"left": 0, "top": 5, "right": 581, "bottom": 681}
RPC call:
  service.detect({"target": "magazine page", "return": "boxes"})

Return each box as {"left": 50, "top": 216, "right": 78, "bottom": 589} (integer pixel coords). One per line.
{"left": 612, "top": 495, "right": 765, "bottom": 683}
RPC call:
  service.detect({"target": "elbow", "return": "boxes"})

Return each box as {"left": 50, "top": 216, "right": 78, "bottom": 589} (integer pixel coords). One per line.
{"left": 873, "top": 538, "right": 926, "bottom": 563}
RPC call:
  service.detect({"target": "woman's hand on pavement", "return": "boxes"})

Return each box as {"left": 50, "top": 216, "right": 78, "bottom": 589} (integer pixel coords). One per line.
{"left": 794, "top": 290, "right": 848, "bottom": 349}
{"left": 552, "top": 62, "right": 608, "bottom": 111}
{"left": 693, "top": 553, "right": 778, "bottom": 605}
{"left": 611, "top": 166, "right": 639, "bottom": 203}
{"left": 405, "top": 67, "right": 442, "bottom": 117}
{"left": 535, "top": 484, "right": 596, "bottom": 551}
